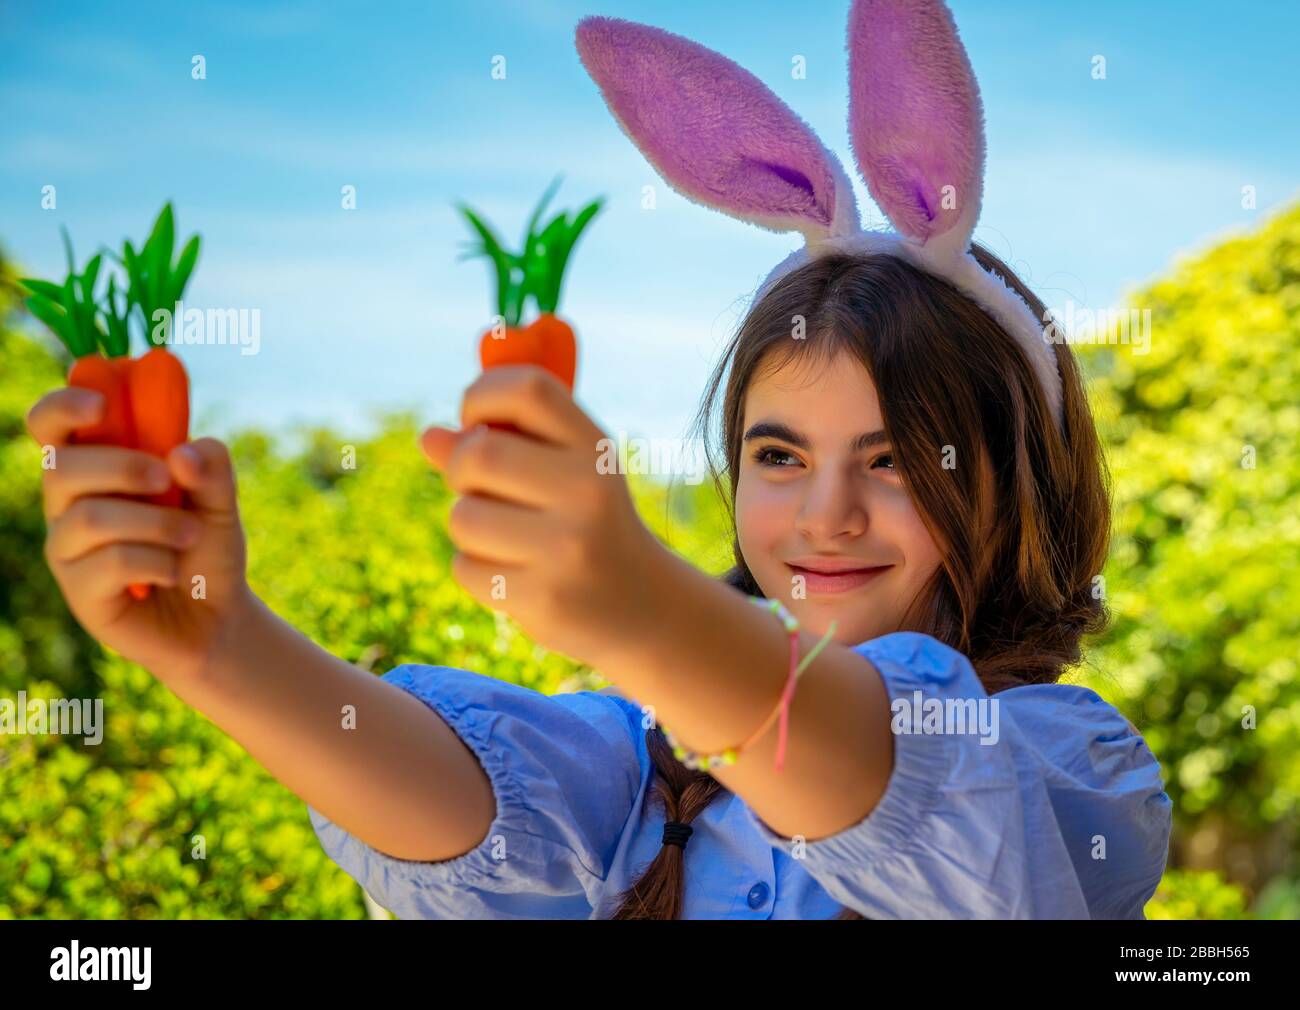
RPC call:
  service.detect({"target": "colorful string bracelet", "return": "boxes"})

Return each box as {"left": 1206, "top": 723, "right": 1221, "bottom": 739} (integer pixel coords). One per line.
{"left": 659, "top": 595, "right": 838, "bottom": 773}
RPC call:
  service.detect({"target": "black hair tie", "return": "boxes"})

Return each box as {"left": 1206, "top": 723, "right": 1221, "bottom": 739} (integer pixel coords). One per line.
{"left": 662, "top": 820, "right": 693, "bottom": 849}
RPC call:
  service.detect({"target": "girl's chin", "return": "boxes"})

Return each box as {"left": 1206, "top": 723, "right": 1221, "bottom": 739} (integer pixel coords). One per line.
{"left": 773, "top": 584, "right": 895, "bottom": 644}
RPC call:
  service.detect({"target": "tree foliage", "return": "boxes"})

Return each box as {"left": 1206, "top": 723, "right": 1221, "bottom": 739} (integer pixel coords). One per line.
{"left": 1073, "top": 201, "right": 1300, "bottom": 901}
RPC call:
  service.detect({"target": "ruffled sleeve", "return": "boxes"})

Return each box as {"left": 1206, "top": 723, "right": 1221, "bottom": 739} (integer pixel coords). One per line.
{"left": 739, "top": 632, "right": 1172, "bottom": 919}
{"left": 307, "top": 664, "right": 648, "bottom": 919}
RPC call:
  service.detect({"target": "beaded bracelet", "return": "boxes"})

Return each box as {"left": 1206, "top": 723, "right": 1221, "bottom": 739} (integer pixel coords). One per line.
{"left": 659, "top": 595, "right": 837, "bottom": 774}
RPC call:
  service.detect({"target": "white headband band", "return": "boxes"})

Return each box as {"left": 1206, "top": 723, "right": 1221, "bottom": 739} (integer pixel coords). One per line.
{"left": 756, "top": 230, "right": 1063, "bottom": 427}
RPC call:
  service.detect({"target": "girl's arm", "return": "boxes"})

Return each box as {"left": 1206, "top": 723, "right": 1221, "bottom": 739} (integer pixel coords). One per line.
{"left": 183, "top": 591, "right": 496, "bottom": 863}
{"left": 26, "top": 386, "right": 494, "bottom": 867}
{"left": 583, "top": 545, "right": 897, "bottom": 845}
{"left": 424, "top": 366, "right": 896, "bottom": 848}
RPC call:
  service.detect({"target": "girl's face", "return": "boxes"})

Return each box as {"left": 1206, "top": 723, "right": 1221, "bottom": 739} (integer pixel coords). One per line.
{"left": 735, "top": 348, "right": 945, "bottom": 646}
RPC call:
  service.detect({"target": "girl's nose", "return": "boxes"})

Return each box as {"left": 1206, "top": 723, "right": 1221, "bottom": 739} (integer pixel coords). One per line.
{"left": 795, "top": 471, "right": 868, "bottom": 543}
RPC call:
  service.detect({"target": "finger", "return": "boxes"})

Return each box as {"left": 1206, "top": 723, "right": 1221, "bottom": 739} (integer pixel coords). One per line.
{"left": 449, "top": 549, "right": 525, "bottom": 610}
{"left": 46, "top": 497, "right": 203, "bottom": 564}
{"left": 43, "top": 445, "right": 172, "bottom": 520}
{"left": 168, "top": 438, "right": 239, "bottom": 516}
{"left": 446, "top": 493, "right": 553, "bottom": 565}
{"left": 59, "top": 542, "right": 180, "bottom": 602}
{"left": 419, "top": 425, "right": 462, "bottom": 473}
{"left": 437, "top": 425, "right": 581, "bottom": 508}
{"left": 460, "top": 365, "right": 596, "bottom": 447}
{"left": 26, "top": 387, "right": 105, "bottom": 448}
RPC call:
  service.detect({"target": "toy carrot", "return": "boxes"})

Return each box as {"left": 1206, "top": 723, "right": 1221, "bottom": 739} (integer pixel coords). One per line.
{"left": 119, "top": 204, "right": 196, "bottom": 512}
{"left": 22, "top": 234, "right": 137, "bottom": 448}
{"left": 22, "top": 205, "right": 198, "bottom": 601}
{"left": 457, "top": 176, "right": 602, "bottom": 432}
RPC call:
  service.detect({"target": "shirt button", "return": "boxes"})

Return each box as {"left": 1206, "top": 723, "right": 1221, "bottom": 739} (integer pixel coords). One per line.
{"left": 747, "top": 882, "right": 770, "bottom": 909}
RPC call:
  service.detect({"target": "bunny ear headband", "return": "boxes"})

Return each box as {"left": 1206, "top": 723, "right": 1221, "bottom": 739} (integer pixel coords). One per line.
{"left": 574, "top": 0, "right": 1064, "bottom": 429}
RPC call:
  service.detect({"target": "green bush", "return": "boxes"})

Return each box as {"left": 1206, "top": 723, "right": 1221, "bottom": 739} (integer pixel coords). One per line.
{"left": 1144, "top": 869, "right": 1250, "bottom": 920}
{"left": 1074, "top": 201, "right": 1300, "bottom": 902}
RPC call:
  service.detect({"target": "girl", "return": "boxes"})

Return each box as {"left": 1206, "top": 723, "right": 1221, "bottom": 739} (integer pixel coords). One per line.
{"left": 24, "top": 1, "right": 1171, "bottom": 919}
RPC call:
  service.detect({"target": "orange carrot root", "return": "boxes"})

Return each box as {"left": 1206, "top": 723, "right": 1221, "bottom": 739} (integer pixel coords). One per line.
{"left": 120, "top": 346, "right": 190, "bottom": 599}
{"left": 477, "top": 315, "right": 576, "bottom": 393}
{"left": 65, "top": 354, "right": 154, "bottom": 600}
{"left": 128, "top": 346, "right": 190, "bottom": 507}
{"left": 67, "top": 354, "right": 136, "bottom": 447}
{"left": 476, "top": 315, "right": 577, "bottom": 437}
{"left": 479, "top": 326, "right": 541, "bottom": 371}
{"left": 529, "top": 313, "right": 577, "bottom": 391}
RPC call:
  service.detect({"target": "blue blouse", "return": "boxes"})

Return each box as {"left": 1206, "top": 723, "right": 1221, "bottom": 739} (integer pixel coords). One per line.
{"left": 307, "top": 632, "right": 1172, "bottom": 919}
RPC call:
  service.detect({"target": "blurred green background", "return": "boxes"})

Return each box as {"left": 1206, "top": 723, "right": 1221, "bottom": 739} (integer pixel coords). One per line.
{"left": 1, "top": 201, "right": 1297, "bottom": 919}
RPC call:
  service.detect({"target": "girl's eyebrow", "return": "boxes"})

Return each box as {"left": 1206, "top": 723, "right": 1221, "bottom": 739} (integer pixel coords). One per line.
{"left": 742, "top": 419, "right": 888, "bottom": 452}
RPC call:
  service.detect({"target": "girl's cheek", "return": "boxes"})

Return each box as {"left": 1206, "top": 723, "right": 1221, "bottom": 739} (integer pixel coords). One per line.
{"left": 735, "top": 479, "right": 789, "bottom": 582}
{"left": 877, "top": 480, "right": 944, "bottom": 575}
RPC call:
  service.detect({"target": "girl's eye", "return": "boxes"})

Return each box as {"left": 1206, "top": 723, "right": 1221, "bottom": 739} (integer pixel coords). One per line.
{"left": 752, "top": 447, "right": 898, "bottom": 471}
{"left": 752, "top": 446, "right": 798, "bottom": 468}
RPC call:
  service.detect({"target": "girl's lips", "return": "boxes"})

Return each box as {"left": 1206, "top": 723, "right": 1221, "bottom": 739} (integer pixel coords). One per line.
{"left": 785, "top": 563, "right": 891, "bottom": 594}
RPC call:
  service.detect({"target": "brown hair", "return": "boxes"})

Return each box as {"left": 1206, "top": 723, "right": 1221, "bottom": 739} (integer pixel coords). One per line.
{"left": 605, "top": 243, "right": 1111, "bottom": 920}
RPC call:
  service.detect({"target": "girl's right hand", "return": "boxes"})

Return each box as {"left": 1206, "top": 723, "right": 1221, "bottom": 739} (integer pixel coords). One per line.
{"left": 26, "top": 385, "right": 253, "bottom": 685}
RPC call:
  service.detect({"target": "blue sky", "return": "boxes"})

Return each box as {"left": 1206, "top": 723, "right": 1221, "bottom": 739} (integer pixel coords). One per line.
{"left": 2, "top": 0, "right": 1297, "bottom": 444}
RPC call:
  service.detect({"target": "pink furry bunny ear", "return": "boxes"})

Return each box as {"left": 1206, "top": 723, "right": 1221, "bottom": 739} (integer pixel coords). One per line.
{"left": 848, "top": 0, "right": 985, "bottom": 261}
{"left": 574, "top": 15, "right": 860, "bottom": 245}
{"left": 846, "top": 0, "right": 1064, "bottom": 422}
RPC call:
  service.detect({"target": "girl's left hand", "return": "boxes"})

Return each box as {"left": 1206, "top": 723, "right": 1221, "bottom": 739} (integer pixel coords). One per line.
{"left": 421, "top": 364, "right": 664, "bottom": 665}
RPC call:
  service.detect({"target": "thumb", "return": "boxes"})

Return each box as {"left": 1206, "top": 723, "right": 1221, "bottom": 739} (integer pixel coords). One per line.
{"left": 420, "top": 424, "right": 471, "bottom": 473}
{"left": 169, "top": 438, "right": 239, "bottom": 515}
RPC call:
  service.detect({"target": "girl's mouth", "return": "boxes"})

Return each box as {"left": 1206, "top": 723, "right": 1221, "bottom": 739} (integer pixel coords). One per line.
{"left": 784, "top": 563, "right": 891, "bottom": 594}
